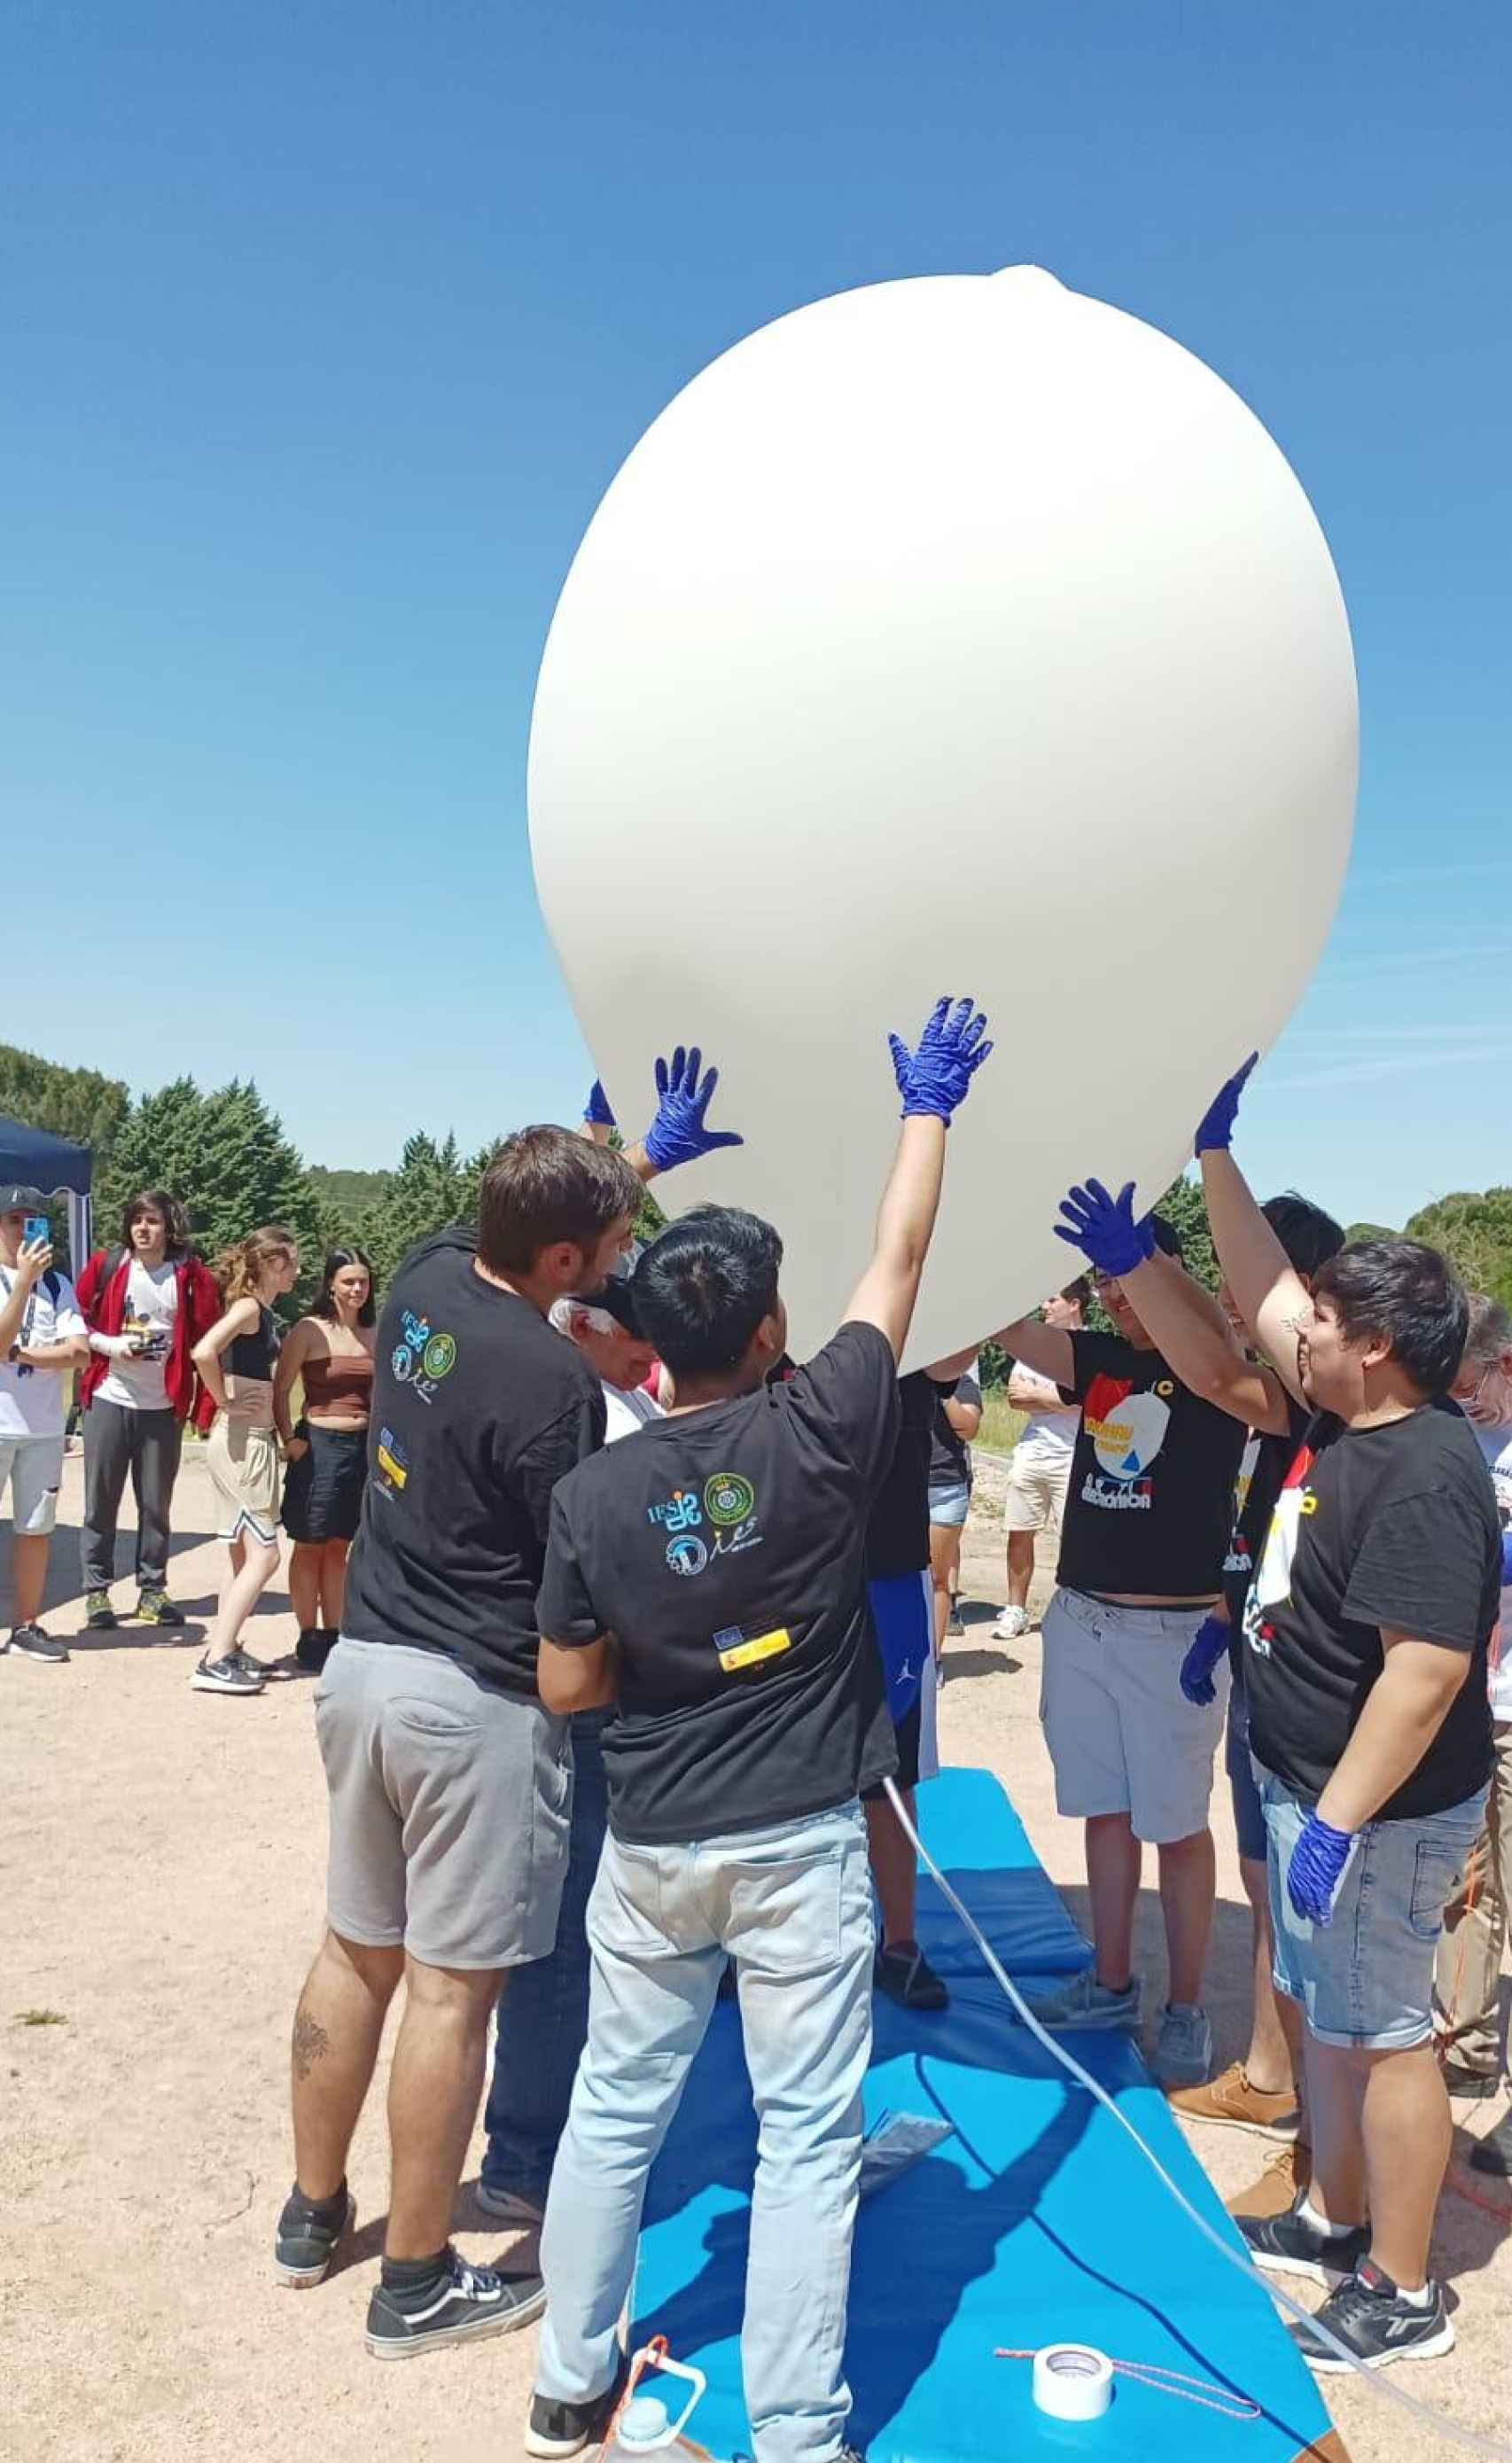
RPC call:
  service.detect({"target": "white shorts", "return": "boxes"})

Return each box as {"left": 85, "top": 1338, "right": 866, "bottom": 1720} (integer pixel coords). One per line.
{"left": 0, "top": 1434, "right": 65, "bottom": 1536}
{"left": 1040, "top": 1586, "right": 1227, "bottom": 1844}
{"left": 1003, "top": 1447, "right": 1072, "bottom": 1534}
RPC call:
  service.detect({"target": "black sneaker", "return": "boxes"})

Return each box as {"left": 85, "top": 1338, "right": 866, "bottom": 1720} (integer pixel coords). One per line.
{"left": 1469, "top": 2107, "right": 1512, "bottom": 2177}
{"left": 273, "top": 2182, "right": 355, "bottom": 2288}
{"left": 8, "top": 1623, "right": 70, "bottom": 1664}
{"left": 526, "top": 2361, "right": 627, "bottom": 2459}
{"left": 946, "top": 1602, "right": 965, "bottom": 1639}
{"left": 1238, "top": 2196, "right": 1369, "bottom": 2286}
{"left": 84, "top": 1592, "right": 118, "bottom": 1632}
{"left": 191, "top": 1651, "right": 264, "bottom": 1696}
{"left": 364, "top": 2249, "right": 546, "bottom": 2359}
{"left": 136, "top": 1587, "right": 184, "bottom": 1627}
{"left": 295, "top": 1627, "right": 336, "bottom": 1675}
{"left": 1288, "top": 2260, "right": 1454, "bottom": 2372}
{"left": 874, "top": 1941, "right": 949, "bottom": 2012}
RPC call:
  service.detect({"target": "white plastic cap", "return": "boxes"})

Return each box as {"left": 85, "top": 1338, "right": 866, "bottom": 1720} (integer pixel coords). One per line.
{"left": 616, "top": 2394, "right": 670, "bottom": 2451}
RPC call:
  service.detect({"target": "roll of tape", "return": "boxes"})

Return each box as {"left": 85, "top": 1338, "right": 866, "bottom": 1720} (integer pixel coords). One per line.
{"left": 1033, "top": 2343, "right": 1114, "bottom": 2421}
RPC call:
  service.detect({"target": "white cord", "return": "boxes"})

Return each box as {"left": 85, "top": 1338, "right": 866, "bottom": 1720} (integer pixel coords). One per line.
{"left": 883, "top": 1775, "right": 1512, "bottom": 2460}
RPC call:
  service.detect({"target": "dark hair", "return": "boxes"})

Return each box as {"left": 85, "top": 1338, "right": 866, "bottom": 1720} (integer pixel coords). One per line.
{"left": 477, "top": 1126, "right": 643, "bottom": 1275}
{"left": 1148, "top": 1212, "right": 1183, "bottom": 1261}
{"left": 1058, "top": 1274, "right": 1092, "bottom": 1311}
{"left": 1261, "top": 1191, "right": 1346, "bottom": 1281}
{"left": 313, "top": 1245, "right": 377, "bottom": 1327}
{"left": 120, "top": 1189, "right": 191, "bottom": 1259}
{"left": 1311, "top": 1239, "right": 1469, "bottom": 1399}
{"left": 632, "top": 1205, "right": 783, "bottom": 1378}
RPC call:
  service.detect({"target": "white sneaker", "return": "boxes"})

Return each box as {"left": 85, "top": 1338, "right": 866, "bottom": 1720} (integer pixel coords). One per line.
{"left": 992, "top": 1606, "right": 1028, "bottom": 1641}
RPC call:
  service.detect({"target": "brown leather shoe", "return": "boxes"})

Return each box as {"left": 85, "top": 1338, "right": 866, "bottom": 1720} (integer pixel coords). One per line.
{"left": 1168, "top": 2059, "right": 1298, "bottom": 2140}
{"left": 1227, "top": 2138, "right": 1313, "bottom": 2223}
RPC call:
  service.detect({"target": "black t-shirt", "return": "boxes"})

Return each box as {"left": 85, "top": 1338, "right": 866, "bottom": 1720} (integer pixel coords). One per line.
{"left": 928, "top": 1369, "right": 981, "bottom": 1492}
{"left": 1243, "top": 1400, "right": 1499, "bottom": 1820}
{"left": 343, "top": 1231, "right": 605, "bottom": 1696}
{"left": 537, "top": 1321, "right": 901, "bottom": 1844}
{"left": 867, "top": 1369, "right": 939, "bottom": 1579}
{"left": 1222, "top": 1396, "right": 1313, "bottom": 1640}
{"left": 1056, "top": 1329, "right": 1246, "bottom": 1598}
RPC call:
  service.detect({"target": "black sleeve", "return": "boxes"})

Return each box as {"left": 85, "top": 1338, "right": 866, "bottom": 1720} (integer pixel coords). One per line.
{"left": 787, "top": 1321, "right": 902, "bottom": 1494}
{"left": 514, "top": 1386, "right": 608, "bottom": 1546}
{"left": 955, "top": 1371, "right": 983, "bottom": 1414}
{"left": 536, "top": 1482, "right": 606, "bottom": 1648}
{"left": 1064, "top": 1329, "right": 1134, "bottom": 1403}
{"left": 1343, "top": 1485, "right": 1497, "bottom": 1654}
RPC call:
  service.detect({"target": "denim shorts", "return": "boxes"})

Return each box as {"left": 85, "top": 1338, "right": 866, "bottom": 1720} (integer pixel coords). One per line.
{"left": 1225, "top": 1667, "right": 1267, "bottom": 1864}
{"left": 928, "top": 1480, "right": 970, "bottom": 1530}
{"left": 1259, "top": 1767, "right": 1486, "bottom": 2051}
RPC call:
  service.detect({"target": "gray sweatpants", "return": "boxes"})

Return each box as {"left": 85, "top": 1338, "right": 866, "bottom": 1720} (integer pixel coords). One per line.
{"left": 81, "top": 1399, "right": 183, "bottom": 1594}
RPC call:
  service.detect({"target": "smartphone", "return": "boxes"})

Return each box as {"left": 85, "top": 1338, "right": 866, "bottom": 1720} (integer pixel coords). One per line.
{"left": 23, "top": 1215, "right": 50, "bottom": 1246}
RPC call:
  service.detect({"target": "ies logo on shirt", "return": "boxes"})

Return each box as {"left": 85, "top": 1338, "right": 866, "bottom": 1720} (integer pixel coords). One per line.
{"left": 391, "top": 1309, "right": 457, "bottom": 1407}
{"left": 1079, "top": 1374, "right": 1172, "bottom": 1516}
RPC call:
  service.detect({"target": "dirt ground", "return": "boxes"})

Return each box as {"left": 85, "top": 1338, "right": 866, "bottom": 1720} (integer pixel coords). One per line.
{"left": 4, "top": 1445, "right": 1510, "bottom": 2463}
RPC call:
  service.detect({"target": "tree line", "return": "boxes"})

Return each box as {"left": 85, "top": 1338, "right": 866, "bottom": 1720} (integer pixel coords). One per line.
{"left": 4, "top": 1039, "right": 1508, "bottom": 1340}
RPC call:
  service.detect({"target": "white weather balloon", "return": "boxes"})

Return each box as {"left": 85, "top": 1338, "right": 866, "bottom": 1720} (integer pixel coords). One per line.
{"left": 529, "top": 267, "right": 1357, "bottom": 1367}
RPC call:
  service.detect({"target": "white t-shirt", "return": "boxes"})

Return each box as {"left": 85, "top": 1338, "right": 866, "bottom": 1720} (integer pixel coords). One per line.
{"left": 603, "top": 1382, "right": 666, "bottom": 1444}
{"left": 1476, "top": 1421, "right": 1512, "bottom": 1723}
{"left": 97, "top": 1259, "right": 179, "bottom": 1412}
{"left": 0, "top": 1265, "right": 85, "bottom": 1438}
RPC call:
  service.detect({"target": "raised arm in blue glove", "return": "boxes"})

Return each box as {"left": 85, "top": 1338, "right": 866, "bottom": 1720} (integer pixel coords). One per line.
{"left": 1286, "top": 1811, "right": 1356, "bottom": 1926}
{"left": 1054, "top": 1177, "right": 1155, "bottom": 1280}
{"left": 887, "top": 996, "right": 992, "bottom": 1124}
{"left": 1194, "top": 1052, "right": 1259, "bottom": 1157}
{"left": 584, "top": 1079, "right": 617, "bottom": 1128}
{"left": 1179, "top": 1612, "right": 1232, "bottom": 1707}
{"left": 642, "top": 1046, "right": 744, "bottom": 1174}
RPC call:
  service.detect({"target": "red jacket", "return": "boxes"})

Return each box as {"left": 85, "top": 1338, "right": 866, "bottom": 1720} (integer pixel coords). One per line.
{"left": 74, "top": 1249, "right": 223, "bottom": 1432}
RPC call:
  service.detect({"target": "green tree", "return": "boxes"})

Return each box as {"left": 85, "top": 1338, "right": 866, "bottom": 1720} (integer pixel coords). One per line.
{"left": 361, "top": 1134, "right": 479, "bottom": 1289}
{"left": 1347, "top": 1221, "right": 1398, "bottom": 1244}
{"left": 0, "top": 1040, "right": 130, "bottom": 1162}
{"left": 1405, "top": 1189, "right": 1512, "bottom": 1310}
{"left": 96, "top": 1077, "right": 323, "bottom": 1301}
{"left": 1153, "top": 1170, "right": 1220, "bottom": 1293}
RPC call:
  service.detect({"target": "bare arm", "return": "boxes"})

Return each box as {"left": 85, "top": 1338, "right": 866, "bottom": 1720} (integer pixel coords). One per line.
{"left": 1, "top": 1243, "right": 50, "bottom": 1355}
{"left": 191, "top": 1296, "right": 258, "bottom": 1415}
{"left": 1199, "top": 1150, "right": 1313, "bottom": 1405}
{"left": 1315, "top": 1633, "right": 1472, "bottom": 1832}
{"left": 273, "top": 1319, "right": 316, "bottom": 1449}
{"left": 843, "top": 1117, "right": 948, "bottom": 1364}
{"left": 538, "top": 1633, "right": 618, "bottom": 1713}
{"left": 1007, "top": 1365, "right": 1068, "bottom": 1414}
{"left": 1111, "top": 1249, "right": 1294, "bottom": 1435}
{"left": 995, "top": 1314, "right": 1075, "bottom": 1391}
{"left": 18, "top": 1331, "right": 90, "bottom": 1372}
{"left": 944, "top": 1391, "right": 982, "bottom": 1441}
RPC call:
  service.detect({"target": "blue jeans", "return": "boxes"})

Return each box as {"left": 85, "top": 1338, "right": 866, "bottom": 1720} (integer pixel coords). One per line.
{"left": 536, "top": 1800, "right": 876, "bottom": 2463}
{"left": 481, "top": 1708, "right": 609, "bottom": 2203}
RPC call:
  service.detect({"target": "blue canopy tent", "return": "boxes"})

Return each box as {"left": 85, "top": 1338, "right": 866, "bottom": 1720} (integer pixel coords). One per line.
{"left": 0, "top": 1116, "right": 93, "bottom": 1271}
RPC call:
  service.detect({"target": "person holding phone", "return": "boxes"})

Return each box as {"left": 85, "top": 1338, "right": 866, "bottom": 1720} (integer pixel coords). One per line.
{"left": 0, "top": 1184, "right": 90, "bottom": 1664}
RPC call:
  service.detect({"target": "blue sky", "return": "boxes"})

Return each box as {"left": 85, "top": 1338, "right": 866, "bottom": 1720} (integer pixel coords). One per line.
{"left": 4, "top": 3, "right": 1508, "bottom": 1228}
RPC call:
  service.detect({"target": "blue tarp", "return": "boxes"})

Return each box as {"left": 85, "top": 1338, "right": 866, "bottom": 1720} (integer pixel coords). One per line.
{"left": 630, "top": 1767, "right": 1339, "bottom": 2463}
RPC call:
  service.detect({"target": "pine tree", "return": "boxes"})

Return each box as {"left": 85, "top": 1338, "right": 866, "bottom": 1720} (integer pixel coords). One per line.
{"left": 95, "top": 1076, "right": 323, "bottom": 1299}
{"left": 362, "top": 1133, "right": 478, "bottom": 1288}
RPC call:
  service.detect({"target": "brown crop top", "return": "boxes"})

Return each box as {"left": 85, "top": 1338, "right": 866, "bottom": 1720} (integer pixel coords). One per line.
{"left": 302, "top": 1349, "right": 374, "bottom": 1424}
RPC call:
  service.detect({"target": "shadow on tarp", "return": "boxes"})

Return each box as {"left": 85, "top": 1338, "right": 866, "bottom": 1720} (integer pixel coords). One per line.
{"left": 631, "top": 1766, "right": 1342, "bottom": 2463}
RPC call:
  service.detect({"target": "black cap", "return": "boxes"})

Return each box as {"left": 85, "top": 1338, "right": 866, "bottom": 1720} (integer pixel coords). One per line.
{"left": 577, "top": 1275, "right": 645, "bottom": 1339}
{"left": 0, "top": 1184, "right": 46, "bottom": 1215}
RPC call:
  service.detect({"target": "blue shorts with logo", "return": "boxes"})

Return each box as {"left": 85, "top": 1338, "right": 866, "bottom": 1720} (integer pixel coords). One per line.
{"left": 1259, "top": 1767, "right": 1485, "bottom": 2052}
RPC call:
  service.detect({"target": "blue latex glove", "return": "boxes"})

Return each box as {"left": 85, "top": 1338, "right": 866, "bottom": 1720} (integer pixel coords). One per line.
{"left": 1054, "top": 1177, "right": 1156, "bottom": 1280}
{"left": 1179, "top": 1614, "right": 1232, "bottom": 1707}
{"left": 887, "top": 997, "right": 993, "bottom": 1124}
{"left": 1286, "top": 1811, "right": 1356, "bottom": 1925}
{"left": 643, "top": 1046, "right": 744, "bottom": 1173}
{"left": 1194, "top": 1053, "right": 1259, "bottom": 1156}
{"left": 1501, "top": 1527, "right": 1512, "bottom": 1587}
{"left": 585, "top": 1079, "right": 616, "bottom": 1128}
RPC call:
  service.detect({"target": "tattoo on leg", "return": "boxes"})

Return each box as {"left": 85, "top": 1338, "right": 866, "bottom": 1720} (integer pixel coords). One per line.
{"left": 292, "top": 2006, "right": 331, "bottom": 2079}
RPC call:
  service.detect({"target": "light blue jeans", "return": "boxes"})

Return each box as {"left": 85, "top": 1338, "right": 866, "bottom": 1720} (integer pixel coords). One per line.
{"left": 536, "top": 1798, "right": 876, "bottom": 2463}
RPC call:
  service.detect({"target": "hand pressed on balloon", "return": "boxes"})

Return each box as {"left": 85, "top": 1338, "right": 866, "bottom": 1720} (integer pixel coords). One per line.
{"left": 1179, "top": 1614, "right": 1231, "bottom": 1708}
{"left": 1286, "top": 1812, "right": 1355, "bottom": 1926}
{"left": 1194, "top": 1053, "right": 1259, "bottom": 1157}
{"left": 887, "top": 997, "right": 993, "bottom": 1124}
{"left": 1054, "top": 1178, "right": 1155, "bottom": 1280}
{"left": 643, "top": 1046, "right": 744, "bottom": 1174}
{"left": 584, "top": 1079, "right": 617, "bottom": 1128}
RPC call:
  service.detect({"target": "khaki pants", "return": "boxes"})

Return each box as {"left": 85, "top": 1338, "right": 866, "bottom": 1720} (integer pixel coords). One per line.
{"left": 1433, "top": 1717, "right": 1512, "bottom": 2082}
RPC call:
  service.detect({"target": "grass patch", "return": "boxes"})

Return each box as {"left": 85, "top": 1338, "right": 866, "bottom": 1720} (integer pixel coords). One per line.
{"left": 14, "top": 2008, "right": 68, "bottom": 2028}
{"left": 976, "top": 1389, "right": 1025, "bottom": 1457}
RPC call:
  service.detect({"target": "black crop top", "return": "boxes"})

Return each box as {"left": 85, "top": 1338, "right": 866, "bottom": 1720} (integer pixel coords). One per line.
{"left": 226, "top": 1306, "right": 280, "bottom": 1383}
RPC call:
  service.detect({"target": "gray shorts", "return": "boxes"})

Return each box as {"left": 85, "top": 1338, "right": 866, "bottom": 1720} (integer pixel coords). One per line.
{"left": 316, "top": 1637, "right": 573, "bottom": 1971}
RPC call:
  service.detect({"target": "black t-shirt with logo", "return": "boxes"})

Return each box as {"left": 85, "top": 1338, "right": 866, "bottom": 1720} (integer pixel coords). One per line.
{"left": 537, "top": 1321, "right": 901, "bottom": 1844}
{"left": 1056, "top": 1329, "right": 1246, "bottom": 1597}
{"left": 1221, "top": 1396, "right": 1314, "bottom": 1670}
{"left": 1243, "top": 1400, "right": 1498, "bottom": 1820}
{"left": 343, "top": 1231, "right": 605, "bottom": 1697}
{"left": 928, "top": 1369, "right": 981, "bottom": 1493}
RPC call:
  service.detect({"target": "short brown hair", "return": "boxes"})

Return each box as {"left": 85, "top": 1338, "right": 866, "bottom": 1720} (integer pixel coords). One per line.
{"left": 478, "top": 1127, "right": 642, "bottom": 1274}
